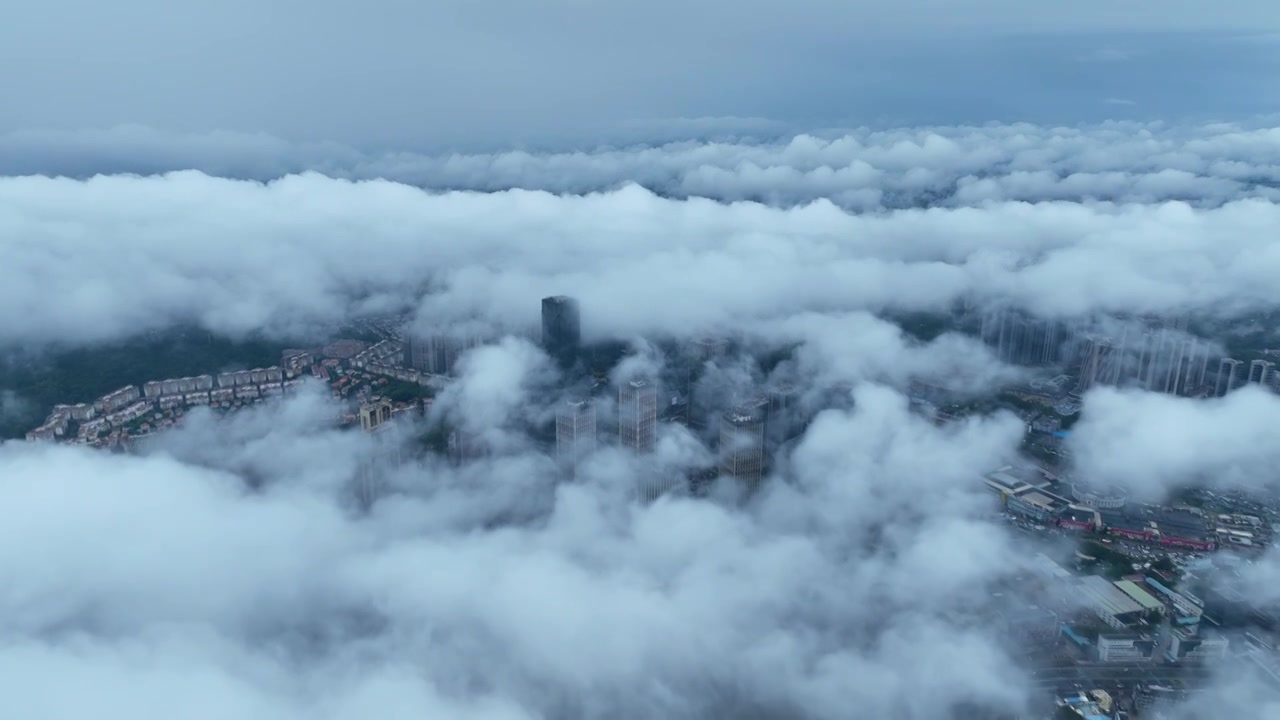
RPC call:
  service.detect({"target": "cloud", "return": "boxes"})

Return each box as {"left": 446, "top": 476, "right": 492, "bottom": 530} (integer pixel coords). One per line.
{"left": 428, "top": 337, "right": 559, "bottom": 454}
{"left": 6, "top": 121, "right": 1280, "bottom": 210}
{"left": 0, "top": 375, "right": 1046, "bottom": 719}
{"left": 1159, "top": 663, "right": 1280, "bottom": 720}
{"left": 1233, "top": 546, "right": 1280, "bottom": 607}
{"left": 758, "top": 313, "right": 1025, "bottom": 395}
{"left": 4, "top": 138, "right": 1280, "bottom": 354}
{"left": 1069, "top": 386, "right": 1280, "bottom": 500}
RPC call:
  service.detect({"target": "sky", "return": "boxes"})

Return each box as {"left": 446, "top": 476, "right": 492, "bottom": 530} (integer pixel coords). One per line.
{"left": 4, "top": 2, "right": 1280, "bottom": 718}
{"left": 2, "top": 1, "right": 1280, "bottom": 152}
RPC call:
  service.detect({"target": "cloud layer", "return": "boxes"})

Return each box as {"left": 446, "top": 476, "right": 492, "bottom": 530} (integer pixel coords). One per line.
{"left": 0, "top": 382, "right": 1038, "bottom": 719}
{"left": 5, "top": 116, "right": 1280, "bottom": 718}
{"left": 1071, "top": 387, "right": 1280, "bottom": 499}
{"left": 5, "top": 121, "right": 1280, "bottom": 353}
{"left": 5, "top": 121, "right": 1280, "bottom": 211}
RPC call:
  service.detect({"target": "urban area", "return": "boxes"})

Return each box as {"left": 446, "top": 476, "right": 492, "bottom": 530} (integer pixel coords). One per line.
{"left": 20, "top": 300, "right": 1280, "bottom": 719}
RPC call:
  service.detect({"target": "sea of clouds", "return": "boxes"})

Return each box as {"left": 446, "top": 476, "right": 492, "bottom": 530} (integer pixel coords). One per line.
{"left": 3, "top": 120, "right": 1280, "bottom": 718}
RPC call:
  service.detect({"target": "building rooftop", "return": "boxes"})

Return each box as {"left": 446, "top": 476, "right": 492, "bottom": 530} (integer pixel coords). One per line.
{"left": 1099, "top": 511, "right": 1154, "bottom": 533}
{"left": 985, "top": 471, "right": 1026, "bottom": 494}
{"left": 1155, "top": 511, "right": 1209, "bottom": 536}
{"left": 1071, "top": 481, "right": 1128, "bottom": 499}
{"left": 1098, "top": 631, "right": 1153, "bottom": 642}
{"left": 1079, "top": 575, "right": 1145, "bottom": 618}
{"left": 1012, "top": 489, "right": 1069, "bottom": 513}
{"left": 1059, "top": 692, "right": 1112, "bottom": 720}
{"left": 1115, "top": 580, "right": 1165, "bottom": 612}
{"left": 983, "top": 465, "right": 1054, "bottom": 495}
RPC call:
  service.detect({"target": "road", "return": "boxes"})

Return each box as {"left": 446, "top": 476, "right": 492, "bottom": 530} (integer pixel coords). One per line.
{"left": 1028, "top": 660, "right": 1215, "bottom": 691}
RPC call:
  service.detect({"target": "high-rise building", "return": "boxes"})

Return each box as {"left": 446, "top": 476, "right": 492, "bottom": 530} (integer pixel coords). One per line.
{"left": 618, "top": 379, "right": 658, "bottom": 453}
{"left": 1249, "top": 359, "right": 1277, "bottom": 389}
{"left": 1147, "top": 333, "right": 1185, "bottom": 394}
{"left": 403, "top": 334, "right": 483, "bottom": 376}
{"left": 691, "top": 336, "right": 729, "bottom": 364}
{"left": 1161, "top": 336, "right": 1205, "bottom": 395}
{"left": 1191, "top": 340, "right": 1213, "bottom": 393}
{"left": 1063, "top": 316, "right": 1210, "bottom": 397}
{"left": 1076, "top": 336, "right": 1122, "bottom": 393}
{"left": 1130, "top": 328, "right": 1159, "bottom": 390}
{"left": 658, "top": 390, "right": 689, "bottom": 426}
{"left": 1163, "top": 334, "right": 1188, "bottom": 394}
{"left": 980, "top": 309, "right": 1065, "bottom": 366}
{"left": 636, "top": 470, "right": 683, "bottom": 503}
{"left": 556, "top": 398, "right": 596, "bottom": 477}
{"left": 354, "top": 430, "right": 403, "bottom": 510}
{"left": 1217, "top": 358, "right": 1243, "bottom": 397}
{"left": 767, "top": 383, "right": 799, "bottom": 446}
{"left": 541, "top": 296, "right": 581, "bottom": 370}
{"left": 683, "top": 336, "right": 730, "bottom": 429}
{"left": 1127, "top": 317, "right": 1211, "bottom": 396}
{"left": 739, "top": 393, "right": 772, "bottom": 442}
{"left": 359, "top": 398, "right": 393, "bottom": 432}
{"left": 403, "top": 336, "right": 432, "bottom": 374}
{"left": 720, "top": 404, "right": 766, "bottom": 490}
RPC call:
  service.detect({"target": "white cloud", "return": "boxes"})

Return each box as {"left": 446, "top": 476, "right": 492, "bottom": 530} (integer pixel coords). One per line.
{"left": 6, "top": 121, "right": 1280, "bottom": 209}
{"left": 0, "top": 377, "right": 1041, "bottom": 719}
{"left": 4, "top": 139, "right": 1280, "bottom": 352}
{"left": 1070, "top": 386, "right": 1280, "bottom": 500}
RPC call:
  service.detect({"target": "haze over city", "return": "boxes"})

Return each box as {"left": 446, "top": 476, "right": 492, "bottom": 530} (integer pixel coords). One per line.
{"left": 3, "top": 2, "right": 1280, "bottom": 719}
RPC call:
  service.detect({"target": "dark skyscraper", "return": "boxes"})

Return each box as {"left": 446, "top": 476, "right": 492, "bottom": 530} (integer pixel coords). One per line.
{"left": 541, "top": 296, "right": 581, "bottom": 370}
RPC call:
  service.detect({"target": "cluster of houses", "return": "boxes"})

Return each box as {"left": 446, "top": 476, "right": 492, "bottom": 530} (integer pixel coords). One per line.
{"left": 26, "top": 366, "right": 304, "bottom": 444}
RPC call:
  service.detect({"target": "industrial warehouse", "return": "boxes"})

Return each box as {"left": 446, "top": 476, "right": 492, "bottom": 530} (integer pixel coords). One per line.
{"left": 983, "top": 466, "right": 1268, "bottom": 552}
